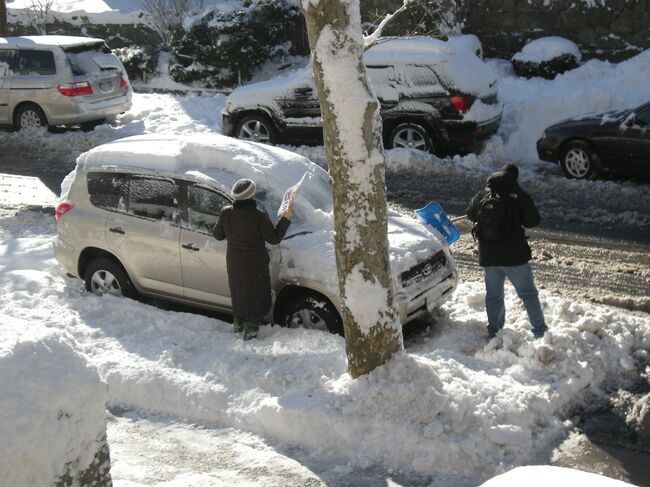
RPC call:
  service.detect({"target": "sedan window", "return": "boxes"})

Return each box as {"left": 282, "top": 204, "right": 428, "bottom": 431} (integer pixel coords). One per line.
{"left": 187, "top": 185, "right": 230, "bottom": 234}
{"left": 636, "top": 108, "right": 650, "bottom": 127}
{"left": 126, "top": 177, "right": 179, "bottom": 222}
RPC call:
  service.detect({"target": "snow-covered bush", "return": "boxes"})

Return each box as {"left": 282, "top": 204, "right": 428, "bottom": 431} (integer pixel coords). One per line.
{"left": 169, "top": 0, "right": 300, "bottom": 88}
{"left": 512, "top": 36, "right": 582, "bottom": 79}
{"left": 113, "top": 45, "right": 158, "bottom": 82}
{"left": 0, "top": 316, "right": 111, "bottom": 486}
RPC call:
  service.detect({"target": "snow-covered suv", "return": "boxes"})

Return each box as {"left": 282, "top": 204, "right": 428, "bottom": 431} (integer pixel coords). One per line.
{"left": 222, "top": 37, "right": 502, "bottom": 154}
{"left": 53, "top": 133, "right": 457, "bottom": 335}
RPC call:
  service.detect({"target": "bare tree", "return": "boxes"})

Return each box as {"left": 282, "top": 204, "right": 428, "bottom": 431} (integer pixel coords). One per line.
{"left": 140, "top": 0, "right": 204, "bottom": 48}
{"left": 301, "top": 0, "right": 408, "bottom": 378}
{"left": 25, "top": 0, "right": 54, "bottom": 35}
{"left": 0, "top": 0, "right": 8, "bottom": 37}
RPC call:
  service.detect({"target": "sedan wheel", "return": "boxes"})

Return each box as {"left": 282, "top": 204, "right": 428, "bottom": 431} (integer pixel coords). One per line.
{"left": 388, "top": 123, "right": 433, "bottom": 153}
{"left": 236, "top": 115, "right": 276, "bottom": 144}
{"left": 560, "top": 141, "right": 598, "bottom": 179}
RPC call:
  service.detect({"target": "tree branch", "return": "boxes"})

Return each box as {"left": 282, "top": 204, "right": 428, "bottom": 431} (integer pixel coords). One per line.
{"left": 363, "top": 0, "right": 415, "bottom": 50}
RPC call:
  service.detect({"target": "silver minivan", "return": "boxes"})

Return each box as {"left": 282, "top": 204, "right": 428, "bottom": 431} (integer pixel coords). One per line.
{"left": 53, "top": 133, "right": 458, "bottom": 335}
{"left": 0, "top": 35, "right": 132, "bottom": 130}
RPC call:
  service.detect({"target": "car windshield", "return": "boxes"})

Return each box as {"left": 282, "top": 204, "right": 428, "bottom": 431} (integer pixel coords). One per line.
{"left": 64, "top": 43, "right": 122, "bottom": 76}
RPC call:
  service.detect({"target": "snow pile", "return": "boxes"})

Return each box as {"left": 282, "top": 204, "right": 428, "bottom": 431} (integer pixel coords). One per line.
{"left": 0, "top": 314, "right": 109, "bottom": 486}
{"left": 479, "top": 465, "right": 635, "bottom": 487}
{"left": 512, "top": 37, "right": 582, "bottom": 64}
{"left": 0, "top": 208, "right": 648, "bottom": 483}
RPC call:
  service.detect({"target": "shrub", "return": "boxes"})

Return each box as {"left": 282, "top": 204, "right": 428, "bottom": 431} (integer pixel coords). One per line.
{"left": 511, "top": 53, "right": 580, "bottom": 79}
{"left": 113, "top": 46, "right": 159, "bottom": 81}
{"left": 169, "top": 0, "right": 300, "bottom": 88}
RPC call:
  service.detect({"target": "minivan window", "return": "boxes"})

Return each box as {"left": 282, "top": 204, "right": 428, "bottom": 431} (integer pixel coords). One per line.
{"left": 14, "top": 50, "right": 56, "bottom": 76}
{"left": 126, "top": 177, "right": 179, "bottom": 222}
{"left": 65, "top": 43, "right": 122, "bottom": 76}
{"left": 187, "top": 185, "right": 230, "bottom": 234}
{"left": 0, "top": 50, "right": 12, "bottom": 76}
{"left": 87, "top": 172, "right": 127, "bottom": 210}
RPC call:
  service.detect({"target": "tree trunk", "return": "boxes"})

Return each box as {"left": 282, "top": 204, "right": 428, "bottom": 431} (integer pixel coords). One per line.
{"left": 0, "top": 0, "right": 7, "bottom": 37}
{"left": 301, "top": 0, "right": 402, "bottom": 378}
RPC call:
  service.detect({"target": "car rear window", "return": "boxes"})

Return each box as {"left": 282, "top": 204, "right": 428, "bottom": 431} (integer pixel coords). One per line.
{"left": 65, "top": 43, "right": 122, "bottom": 76}
{"left": 13, "top": 50, "right": 56, "bottom": 76}
{"left": 126, "top": 176, "right": 179, "bottom": 222}
{"left": 87, "top": 172, "right": 128, "bottom": 210}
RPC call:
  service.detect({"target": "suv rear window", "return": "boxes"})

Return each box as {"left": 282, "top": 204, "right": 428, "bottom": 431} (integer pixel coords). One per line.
{"left": 65, "top": 43, "right": 122, "bottom": 76}
{"left": 87, "top": 172, "right": 127, "bottom": 210}
{"left": 14, "top": 50, "right": 56, "bottom": 76}
{"left": 126, "top": 177, "right": 179, "bottom": 222}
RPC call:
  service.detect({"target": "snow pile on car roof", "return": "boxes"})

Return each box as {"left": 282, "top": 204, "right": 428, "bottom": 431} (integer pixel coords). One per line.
{"left": 364, "top": 37, "right": 498, "bottom": 98}
{"left": 0, "top": 35, "right": 105, "bottom": 48}
{"left": 512, "top": 37, "right": 582, "bottom": 64}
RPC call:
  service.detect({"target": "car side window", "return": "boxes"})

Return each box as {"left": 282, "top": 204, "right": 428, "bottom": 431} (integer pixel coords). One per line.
{"left": 187, "top": 185, "right": 230, "bottom": 234}
{"left": 13, "top": 50, "right": 56, "bottom": 76}
{"left": 126, "top": 176, "right": 179, "bottom": 223}
{"left": 87, "top": 172, "right": 128, "bottom": 211}
{"left": 403, "top": 65, "right": 443, "bottom": 94}
{"left": 636, "top": 108, "right": 650, "bottom": 127}
{"left": 0, "top": 50, "right": 12, "bottom": 76}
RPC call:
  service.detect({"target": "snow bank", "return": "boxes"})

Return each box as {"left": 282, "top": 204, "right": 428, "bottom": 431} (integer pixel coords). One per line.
{"left": 0, "top": 208, "right": 648, "bottom": 483}
{"left": 479, "top": 465, "right": 635, "bottom": 486}
{"left": 0, "top": 314, "right": 110, "bottom": 486}
{"left": 512, "top": 37, "right": 582, "bottom": 64}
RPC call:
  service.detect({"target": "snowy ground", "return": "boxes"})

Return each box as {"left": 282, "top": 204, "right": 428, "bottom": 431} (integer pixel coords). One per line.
{"left": 0, "top": 49, "right": 649, "bottom": 485}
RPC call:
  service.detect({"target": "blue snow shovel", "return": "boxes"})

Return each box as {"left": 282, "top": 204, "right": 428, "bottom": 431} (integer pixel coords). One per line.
{"left": 415, "top": 201, "right": 461, "bottom": 245}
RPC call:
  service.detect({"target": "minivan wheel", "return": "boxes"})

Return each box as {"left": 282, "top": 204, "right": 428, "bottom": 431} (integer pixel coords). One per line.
{"left": 388, "top": 123, "right": 433, "bottom": 153}
{"left": 279, "top": 292, "right": 344, "bottom": 335}
{"left": 560, "top": 140, "right": 599, "bottom": 179}
{"left": 235, "top": 114, "right": 277, "bottom": 144}
{"left": 84, "top": 258, "right": 135, "bottom": 298}
{"left": 15, "top": 104, "right": 48, "bottom": 131}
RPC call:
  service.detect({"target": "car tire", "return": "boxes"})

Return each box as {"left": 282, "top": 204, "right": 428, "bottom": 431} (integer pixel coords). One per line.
{"left": 387, "top": 122, "right": 433, "bottom": 153}
{"left": 278, "top": 291, "right": 344, "bottom": 336}
{"left": 14, "top": 104, "right": 48, "bottom": 131}
{"left": 560, "top": 140, "right": 599, "bottom": 179}
{"left": 235, "top": 114, "right": 278, "bottom": 144}
{"left": 84, "top": 258, "right": 136, "bottom": 299}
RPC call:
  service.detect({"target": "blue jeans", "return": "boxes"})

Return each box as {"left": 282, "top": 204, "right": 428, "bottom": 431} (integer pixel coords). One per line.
{"left": 484, "top": 263, "right": 547, "bottom": 337}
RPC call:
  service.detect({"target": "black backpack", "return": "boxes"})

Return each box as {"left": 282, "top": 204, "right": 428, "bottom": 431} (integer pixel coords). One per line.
{"left": 473, "top": 190, "right": 518, "bottom": 242}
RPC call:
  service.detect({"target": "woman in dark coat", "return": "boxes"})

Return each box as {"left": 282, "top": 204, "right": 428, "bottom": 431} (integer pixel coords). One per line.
{"left": 212, "top": 178, "right": 292, "bottom": 340}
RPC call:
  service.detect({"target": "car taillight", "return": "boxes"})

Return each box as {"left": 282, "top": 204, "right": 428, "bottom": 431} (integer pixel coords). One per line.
{"left": 119, "top": 76, "right": 129, "bottom": 89}
{"left": 57, "top": 82, "right": 94, "bottom": 97}
{"left": 55, "top": 202, "right": 75, "bottom": 221}
{"left": 450, "top": 95, "right": 474, "bottom": 114}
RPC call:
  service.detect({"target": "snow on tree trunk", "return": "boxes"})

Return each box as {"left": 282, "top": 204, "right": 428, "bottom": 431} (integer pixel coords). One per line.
{"left": 0, "top": 1, "right": 7, "bottom": 37}
{"left": 301, "top": 0, "right": 402, "bottom": 378}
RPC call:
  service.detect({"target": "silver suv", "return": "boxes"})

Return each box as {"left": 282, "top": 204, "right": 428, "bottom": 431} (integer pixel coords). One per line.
{"left": 54, "top": 133, "right": 457, "bottom": 334}
{"left": 0, "top": 35, "right": 132, "bottom": 131}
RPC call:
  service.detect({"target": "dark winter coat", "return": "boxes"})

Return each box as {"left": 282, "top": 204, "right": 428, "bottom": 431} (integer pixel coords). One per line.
{"left": 212, "top": 199, "right": 291, "bottom": 318}
{"left": 466, "top": 171, "right": 541, "bottom": 267}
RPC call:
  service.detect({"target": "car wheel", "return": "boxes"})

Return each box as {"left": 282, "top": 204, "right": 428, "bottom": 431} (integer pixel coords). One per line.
{"left": 15, "top": 104, "right": 48, "bottom": 131}
{"left": 84, "top": 258, "right": 136, "bottom": 298}
{"left": 387, "top": 123, "right": 433, "bottom": 153}
{"left": 278, "top": 291, "right": 344, "bottom": 335}
{"left": 235, "top": 114, "right": 277, "bottom": 144}
{"left": 560, "top": 141, "right": 599, "bottom": 179}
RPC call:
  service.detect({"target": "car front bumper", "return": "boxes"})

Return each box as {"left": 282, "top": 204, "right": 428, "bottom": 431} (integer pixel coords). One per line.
{"left": 536, "top": 135, "right": 561, "bottom": 163}
{"left": 222, "top": 112, "right": 235, "bottom": 136}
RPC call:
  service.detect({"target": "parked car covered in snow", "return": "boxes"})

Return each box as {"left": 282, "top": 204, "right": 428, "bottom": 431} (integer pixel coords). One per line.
{"left": 222, "top": 37, "right": 501, "bottom": 155}
{"left": 536, "top": 100, "right": 650, "bottom": 179}
{"left": 53, "top": 133, "right": 457, "bottom": 334}
{"left": 512, "top": 36, "right": 582, "bottom": 79}
{"left": 0, "top": 35, "right": 132, "bottom": 131}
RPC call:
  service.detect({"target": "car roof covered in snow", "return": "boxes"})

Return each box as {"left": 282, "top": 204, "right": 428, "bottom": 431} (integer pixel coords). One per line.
{"left": 75, "top": 132, "right": 333, "bottom": 214}
{"left": 0, "top": 35, "right": 105, "bottom": 49}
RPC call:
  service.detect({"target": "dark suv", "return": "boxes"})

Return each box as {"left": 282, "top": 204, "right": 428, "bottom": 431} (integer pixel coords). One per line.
{"left": 222, "top": 37, "right": 502, "bottom": 155}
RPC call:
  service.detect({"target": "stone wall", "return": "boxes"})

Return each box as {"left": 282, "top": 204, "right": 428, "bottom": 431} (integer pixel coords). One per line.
{"left": 361, "top": 0, "right": 650, "bottom": 61}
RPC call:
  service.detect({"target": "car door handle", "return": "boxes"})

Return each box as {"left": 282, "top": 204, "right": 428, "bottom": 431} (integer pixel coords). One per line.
{"left": 109, "top": 227, "right": 125, "bottom": 235}
{"left": 182, "top": 243, "right": 200, "bottom": 252}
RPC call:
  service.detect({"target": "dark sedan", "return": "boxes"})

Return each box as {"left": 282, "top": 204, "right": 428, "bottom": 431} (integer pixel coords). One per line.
{"left": 536, "top": 101, "right": 650, "bottom": 179}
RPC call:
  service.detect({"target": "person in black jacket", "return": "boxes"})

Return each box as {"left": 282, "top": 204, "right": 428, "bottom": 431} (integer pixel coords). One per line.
{"left": 466, "top": 164, "right": 547, "bottom": 339}
{"left": 213, "top": 178, "right": 292, "bottom": 340}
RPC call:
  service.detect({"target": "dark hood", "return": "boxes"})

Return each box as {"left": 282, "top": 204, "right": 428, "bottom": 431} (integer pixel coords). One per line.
{"left": 486, "top": 171, "right": 519, "bottom": 191}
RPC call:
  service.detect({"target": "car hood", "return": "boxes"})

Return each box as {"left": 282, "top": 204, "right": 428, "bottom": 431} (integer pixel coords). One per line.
{"left": 278, "top": 210, "right": 448, "bottom": 293}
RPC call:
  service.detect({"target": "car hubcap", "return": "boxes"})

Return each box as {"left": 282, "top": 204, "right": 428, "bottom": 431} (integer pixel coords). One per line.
{"left": 90, "top": 270, "right": 122, "bottom": 297}
{"left": 565, "top": 148, "right": 590, "bottom": 178}
{"left": 20, "top": 110, "right": 44, "bottom": 130}
{"left": 393, "top": 127, "right": 427, "bottom": 150}
{"left": 239, "top": 120, "right": 270, "bottom": 142}
{"left": 288, "top": 308, "right": 328, "bottom": 331}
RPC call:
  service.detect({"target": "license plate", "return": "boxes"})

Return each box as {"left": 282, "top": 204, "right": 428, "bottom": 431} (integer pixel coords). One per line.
{"left": 99, "top": 81, "right": 113, "bottom": 92}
